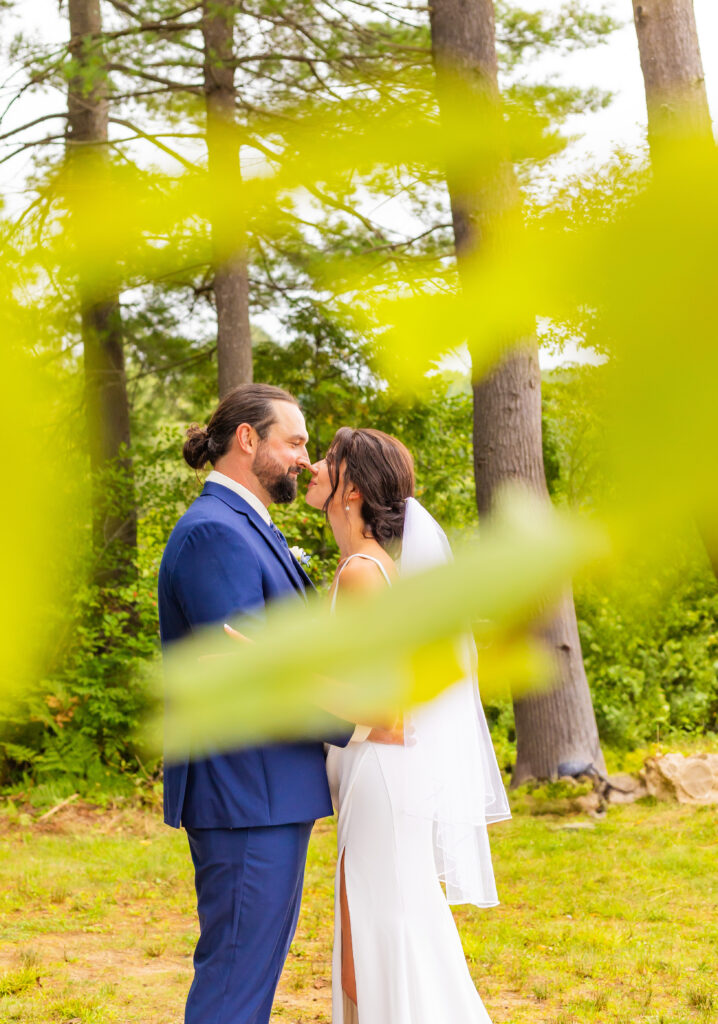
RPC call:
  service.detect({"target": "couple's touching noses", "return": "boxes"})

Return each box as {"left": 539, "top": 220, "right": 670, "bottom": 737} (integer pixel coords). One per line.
{"left": 158, "top": 382, "right": 509, "bottom": 1024}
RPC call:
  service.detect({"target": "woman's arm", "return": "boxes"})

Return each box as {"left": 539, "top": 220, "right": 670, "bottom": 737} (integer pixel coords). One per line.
{"left": 223, "top": 615, "right": 405, "bottom": 745}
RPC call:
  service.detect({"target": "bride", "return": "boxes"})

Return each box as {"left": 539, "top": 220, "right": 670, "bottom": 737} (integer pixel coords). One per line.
{"left": 304, "top": 427, "right": 511, "bottom": 1024}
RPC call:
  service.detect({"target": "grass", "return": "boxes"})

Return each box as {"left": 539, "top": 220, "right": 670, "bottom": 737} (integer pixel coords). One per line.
{"left": 0, "top": 797, "right": 716, "bottom": 1023}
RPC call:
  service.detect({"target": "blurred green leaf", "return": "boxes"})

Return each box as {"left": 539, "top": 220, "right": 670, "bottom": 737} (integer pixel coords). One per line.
{"left": 162, "top": 487, "right": 607, "bottom": 756}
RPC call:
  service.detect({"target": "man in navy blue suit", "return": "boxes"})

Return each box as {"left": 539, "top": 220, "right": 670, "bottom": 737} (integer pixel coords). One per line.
{"left": 158, "top": 383, "right": 370, "bottom": 1024}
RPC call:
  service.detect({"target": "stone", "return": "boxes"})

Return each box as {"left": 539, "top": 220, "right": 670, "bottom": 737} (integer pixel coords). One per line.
{"left": 641, "top": 753, "right": 718, "bottom": 804}
{"left": 573, "top": 791, "right": 603, "bottom": 814}
{"left": 605, "top": 772, "right": 648, "bottom": 805}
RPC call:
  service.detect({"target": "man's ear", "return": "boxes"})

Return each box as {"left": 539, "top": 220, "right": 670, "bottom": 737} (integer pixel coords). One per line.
{"left": 236, "top": 423, "right": 257, "bottom": 455}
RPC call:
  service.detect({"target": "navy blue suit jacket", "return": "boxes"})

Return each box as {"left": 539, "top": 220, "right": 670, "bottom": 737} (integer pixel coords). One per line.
{"left": 159, "top": 480, "right": 351, "bottom": 829}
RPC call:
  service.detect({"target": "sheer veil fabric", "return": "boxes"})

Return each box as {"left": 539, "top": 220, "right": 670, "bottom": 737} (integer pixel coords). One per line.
{"left": 398, "top": 497, "right": 511, "bottom": 907}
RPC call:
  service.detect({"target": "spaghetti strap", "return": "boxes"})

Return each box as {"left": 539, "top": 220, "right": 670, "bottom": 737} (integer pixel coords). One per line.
{"left": 330, "top": 553, "right": 392, "bottom": 612}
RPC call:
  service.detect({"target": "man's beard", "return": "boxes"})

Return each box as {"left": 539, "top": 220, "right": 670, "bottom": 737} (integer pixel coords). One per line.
{"left": 253, "top": 443, "right": 298, "bottom": 504}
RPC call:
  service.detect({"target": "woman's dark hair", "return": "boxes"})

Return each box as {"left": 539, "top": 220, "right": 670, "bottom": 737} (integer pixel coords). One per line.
{"left": 183, "top": 383, "right": 299, "bottom": 470}
{"left": 324, "top": 428, "right": 415, "bottom": 552}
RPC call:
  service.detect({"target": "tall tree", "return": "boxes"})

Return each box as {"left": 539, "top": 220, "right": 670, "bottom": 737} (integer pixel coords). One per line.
{"left": 632, "top": 0, "right": 712, "bottom": 158}
{"left": 202, "top": 0, "right": 252, "bottom": 393}
{"left": 429, "top": 0, "right": 604, "bottom": 783}
{"left": 631, "top": 0, "right": 717, "bottom": 577}
{"left": 66, "top": 0, "right": 136, "bottom": 583}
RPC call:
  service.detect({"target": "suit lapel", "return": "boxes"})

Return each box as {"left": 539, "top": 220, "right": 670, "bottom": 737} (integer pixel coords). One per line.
{"left": 201, "top": 481, "right": 313, "bottom": 596}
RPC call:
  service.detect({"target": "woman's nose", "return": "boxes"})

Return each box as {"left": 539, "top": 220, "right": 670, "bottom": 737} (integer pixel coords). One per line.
{"left": 306, "top": 460, "right": 321, "bottom": 477}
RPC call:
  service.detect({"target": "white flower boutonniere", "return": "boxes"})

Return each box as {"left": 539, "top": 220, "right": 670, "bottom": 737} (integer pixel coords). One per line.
{"left": 289, "top": 545, "right": 311, "bottom": 566}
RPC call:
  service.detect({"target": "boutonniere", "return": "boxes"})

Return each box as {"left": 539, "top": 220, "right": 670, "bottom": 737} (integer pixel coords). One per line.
{"left": 289, "top": 545, "right": 311, "bottom": 566}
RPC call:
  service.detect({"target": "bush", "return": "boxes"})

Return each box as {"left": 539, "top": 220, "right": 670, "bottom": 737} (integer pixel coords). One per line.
{"left": 576, "top": 562, "right": 718, "bottom": 747}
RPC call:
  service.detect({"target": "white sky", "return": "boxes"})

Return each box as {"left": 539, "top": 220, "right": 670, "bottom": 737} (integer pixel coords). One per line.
{"left": 2, "top": 0, "right": 717, "bottom": 367}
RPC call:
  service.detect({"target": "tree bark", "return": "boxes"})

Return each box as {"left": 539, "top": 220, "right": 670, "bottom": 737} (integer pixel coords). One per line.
{"left": 632, "top": 1, "right": 717, "bottom": 582}
{"left": 429, "top": 0, "right": 604, "bottom": 783}
{"left": 202, "top": 0, "right": 253, "bottom": 395}
{"left": 632, "top": 0, "right": 712, "bottom": 158}
{"left": 67, "top": 0, "right": 136, "bottom": 584}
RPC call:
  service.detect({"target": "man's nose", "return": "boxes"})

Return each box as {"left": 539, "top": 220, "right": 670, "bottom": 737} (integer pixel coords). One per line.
{"left": 296, "top": 450, "right": 312, "bottom": 471}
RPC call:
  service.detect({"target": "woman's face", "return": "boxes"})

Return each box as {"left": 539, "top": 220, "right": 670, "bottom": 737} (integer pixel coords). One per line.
{"left": 305, "top": 457, "right": 333, "bottom": 510}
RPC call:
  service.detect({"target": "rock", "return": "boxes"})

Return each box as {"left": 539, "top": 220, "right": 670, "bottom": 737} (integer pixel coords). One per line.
{"left": 573, "top": 791, "right": 603, "bottom": 814}
{"left": 605, "top": 773, "right": 648, "bottom": 805}
{"left": 641, "top": 753, "right": 718, "bottom": 804}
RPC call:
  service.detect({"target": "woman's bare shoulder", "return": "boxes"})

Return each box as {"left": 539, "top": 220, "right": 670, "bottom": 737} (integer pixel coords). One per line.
{"left": 336, "top": 554, "right": 395, "bottom": 592}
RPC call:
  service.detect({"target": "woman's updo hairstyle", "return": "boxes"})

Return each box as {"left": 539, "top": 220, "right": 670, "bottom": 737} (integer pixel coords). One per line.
{"left": 183, "top": 383, "right": 299, "bottom": 470}
{"left": 324, "top": 427, "right": 414, "bottom": 553}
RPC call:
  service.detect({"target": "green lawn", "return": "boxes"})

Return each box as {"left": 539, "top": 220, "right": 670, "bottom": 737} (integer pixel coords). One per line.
{"left": 0, "top": 798, "right": 716, "bottom": 1023}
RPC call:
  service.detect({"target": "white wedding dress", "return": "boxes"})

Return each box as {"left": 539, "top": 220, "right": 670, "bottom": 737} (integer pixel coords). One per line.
{"left": 327, "top": 520, "right": 510, "bottom": 1024}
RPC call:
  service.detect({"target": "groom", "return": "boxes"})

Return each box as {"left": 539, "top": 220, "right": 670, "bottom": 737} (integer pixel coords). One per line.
{"left": 159, "top": 383, "right": 373, "bottom": 1024}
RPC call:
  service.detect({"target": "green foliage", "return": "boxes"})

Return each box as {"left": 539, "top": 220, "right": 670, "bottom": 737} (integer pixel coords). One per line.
{"left": 577, "top": 564, "right": 718, "bottom": 748}
{"left": 537, "top": 366, "right": 718, "bottom": 750}
{"left": 496, "top": 1, "right": 618, "bottom": 72}
{"left": 0, "top": 966, "right": 38, "bottom": 997}
{"left": 509, "top": 777, "right": 594, "bottom": 816}
{"left": 0, "top": 429, "right": 180, "bottom": 796}
{"left": 0, "top": 567, "right": 160, "bottom": 797}
{"left": 496, "top": 364, "right": 718, "bottom": 757}
{"left": 541, "top": 365, "right": 606, "bottom": 509}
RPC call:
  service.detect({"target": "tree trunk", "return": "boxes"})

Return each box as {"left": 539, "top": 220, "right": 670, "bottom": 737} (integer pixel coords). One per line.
{"left": 67, "top": 0, "right": 136, "bottom": 584}
{"left": 202, "top": 0, "right": 253, "bottom": 395}
{"left": 632, "top": 0, "right": 712, "bottom": 158}
{"left": 429, "top": 0, "right": 604, "bottom": 783}
{"left": 632, "top": 1, "right": 717, "bottom": 582}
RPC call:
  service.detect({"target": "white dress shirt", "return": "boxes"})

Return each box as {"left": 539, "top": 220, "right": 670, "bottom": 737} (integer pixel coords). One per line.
{"left": 205, "top": 469, "right": 370, "bottom": 744}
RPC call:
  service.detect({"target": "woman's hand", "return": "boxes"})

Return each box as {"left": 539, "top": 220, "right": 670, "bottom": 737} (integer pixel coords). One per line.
{"left": 223, "top": 623, "right": 254, "bottom": 644}
{"left": 367, "top": 716, "right": 414, "bottom": 746}
{"left": 198, "top": 623, "right": 253, "bottom": 663}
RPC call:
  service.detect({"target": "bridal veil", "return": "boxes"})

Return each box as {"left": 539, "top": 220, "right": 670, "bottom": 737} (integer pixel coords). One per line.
{"left": 399, "top": 496, "right": 511, "bottom": 907}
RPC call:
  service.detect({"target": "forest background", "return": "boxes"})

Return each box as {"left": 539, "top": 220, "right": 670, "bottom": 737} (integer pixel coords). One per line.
{"left": 1, "top": 0, "right": 717, "bottom": 809}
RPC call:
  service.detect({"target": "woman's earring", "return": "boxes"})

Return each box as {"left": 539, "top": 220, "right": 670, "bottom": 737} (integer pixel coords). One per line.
{"left": 345, "top": 505, "right": 350, "bottom": 511}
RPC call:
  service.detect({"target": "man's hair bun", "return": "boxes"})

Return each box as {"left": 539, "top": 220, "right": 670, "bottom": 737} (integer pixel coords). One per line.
{"left": 183, "top": 424, "right": 212, "bottom": 469}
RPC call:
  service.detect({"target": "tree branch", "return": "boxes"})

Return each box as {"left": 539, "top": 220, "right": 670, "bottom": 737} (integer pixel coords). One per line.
{"left": 108, "top": 117, "right": 199, "bottom": 169}
{"left": 103, "top": 19, "right": 202, "bottom": 41}
{"left": 304, "top": 183, "right": 388, "bottom": 240}
{"left": 0, "top": 134, "right": 66, "bottom": 165}
{"left": 104, "top": 0, "right": 202, "bottom": 23}
{"left": 127, "top": 341, "right": 216, "bottom": 381}
{"left": 106, "top": 63, "right": 202, "bottom": 93}
{"left": 0, "top": 112, "right": 67, "bottom": 143}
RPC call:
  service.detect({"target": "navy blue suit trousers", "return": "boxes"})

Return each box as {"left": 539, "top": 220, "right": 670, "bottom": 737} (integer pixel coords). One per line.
{"left": 185, "top": 822, "right": 313, "bottom": 1024}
